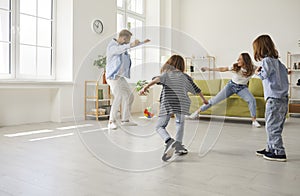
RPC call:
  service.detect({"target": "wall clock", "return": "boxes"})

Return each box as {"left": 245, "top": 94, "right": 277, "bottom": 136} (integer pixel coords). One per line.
{"left": 92, "top": 19, "right": 104, "bottom": 34}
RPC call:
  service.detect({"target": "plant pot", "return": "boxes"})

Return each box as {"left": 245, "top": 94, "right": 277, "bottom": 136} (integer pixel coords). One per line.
{"left": 139, "top": 95, "right": 148, "bottom": 103}
{"left": 102, "top": 71, "right": 107, "bottom": 84}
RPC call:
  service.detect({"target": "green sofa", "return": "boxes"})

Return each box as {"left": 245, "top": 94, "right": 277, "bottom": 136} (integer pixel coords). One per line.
{"left": 189, "top": 78, "right": 265, "bottom": 118}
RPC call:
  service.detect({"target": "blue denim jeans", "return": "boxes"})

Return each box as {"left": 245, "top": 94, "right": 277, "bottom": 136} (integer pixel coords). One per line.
{"left": 265, "top": 97, "right": 288, "bottom": 155}
{"left": 200, "top": 80, "right": 257, "bottom": 117}
{"left": 156, "top": 113, "right": 185, "bottom": 143}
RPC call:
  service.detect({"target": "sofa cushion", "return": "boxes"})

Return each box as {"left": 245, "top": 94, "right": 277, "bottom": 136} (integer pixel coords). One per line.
{"left": 249, "top": 78, "right": 264, "bottom": 97}
{"left": 194, "top": 79, "right": 221, "bottom": 96}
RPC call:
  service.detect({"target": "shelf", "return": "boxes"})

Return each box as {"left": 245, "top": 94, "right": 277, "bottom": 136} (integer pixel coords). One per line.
{"left": 85, "top": 114, "right": 110, "bottom": 118}
{"left": 290, "top": 70, "right": 300, "bottom": 72}
{"left": 291, "top": 85, "right": 300, "bottom": 88}
{"left": 86, "top": 98, "right": 111, "bottom": 102}
{"left": 290, "top": 98, "right": 300, "bottom": 102}
{"left": 85, "top": 80, "right": 111, "bottom": 121}
{"left": 86, "top": 83, "right": 109, "bottom": 86}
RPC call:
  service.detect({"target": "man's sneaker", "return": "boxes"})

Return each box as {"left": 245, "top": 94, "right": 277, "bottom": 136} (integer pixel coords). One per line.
{"left": 108, "top": 122, "right": 117, "bottom": 130}
{"left": 175, "top": 142, "right": 188, "bottom": 156}
{"left": 162, "top": 138, "right": 176, "bottom": 161}
{"left": 121, "top": 121, "right": 137, "bottom": 126}
{"left": 256, "top": 149, "right": 268, "bottom": 156}
{"left": 252, "top": 120, "right": 261, "bottom": 128}
{"left": 263, "top": 152, "right": 287, "bottom": 162}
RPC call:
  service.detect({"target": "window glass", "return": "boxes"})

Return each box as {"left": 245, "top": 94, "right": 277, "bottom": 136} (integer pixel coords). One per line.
{"left": 19, "top": 45, "right": 36, "bottom": 75}
{"left": 37, "top": 18, "right": 52, "bottom": 47}
{"left": 37, "top": 0, "right": 52, "bottom": 19}
{"left": 0, "top": 0, "right": 10, "bottom": 9}
{"left": 0, "top": 43, "right": 10, "bottom": 74}
{"left": 37, "top": 47, "right": 51, "bottom": 76}
{"left": 20, "top": 0, "right": 37, "bottom": 16}
{"left": 20, "top": 14, "right": 37, "bottom": 45}
{"left": 0, "top": 10, "right": 10, "bottom": 41}
{"left": 117, "top": 0, "right": 122, "bottom": 8}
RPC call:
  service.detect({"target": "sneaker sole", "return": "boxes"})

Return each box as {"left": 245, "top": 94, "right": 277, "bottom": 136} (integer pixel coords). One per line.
{"left": 252, "top": 125, "right": 261, "bottom": 128}
{"left": 162, "top": 141, "right": 176, "bottom": 161}
{"left": 175, "top": 151, "right": 188, "bottom": 156}
{"left": 263, "top": 155, "right": 287, "bottom": 162}
{"left": 255, "top": 152, "right": 264, "bottom": 157}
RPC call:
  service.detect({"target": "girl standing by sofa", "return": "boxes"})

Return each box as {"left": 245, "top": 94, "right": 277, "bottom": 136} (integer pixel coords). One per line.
{"left": 139, "top": 55, "right": 208, "bottom": 161}
{"left": 253, "top": 35, "right": 289, "bottom": 162}
{"left": 190, "top": 53, "right": 261, "bottom": 128}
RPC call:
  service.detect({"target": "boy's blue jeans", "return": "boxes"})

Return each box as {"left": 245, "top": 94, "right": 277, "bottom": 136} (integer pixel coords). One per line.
{"left": 265, "top": 97, "right": 288, "bottom": 155}
{"left": 200, "top": 80, "right": 257, "bottom": 117}
{"left": 156, "top": 113, "right": 185, "bottom": 143}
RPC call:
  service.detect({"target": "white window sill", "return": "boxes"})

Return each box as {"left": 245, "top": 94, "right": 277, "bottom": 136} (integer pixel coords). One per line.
{"left": 0, "top": 80, "right": 74, "bottom": 89}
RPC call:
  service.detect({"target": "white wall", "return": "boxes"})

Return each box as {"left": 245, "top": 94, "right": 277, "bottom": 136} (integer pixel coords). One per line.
{"left": 178, "top": 0, "right": 300, "bottom": 67}
{"left": 0, "top": 89, "right": 53, "bottom": 126}
{"left": 72, "top": 0, "right": 117, "bottom": 121}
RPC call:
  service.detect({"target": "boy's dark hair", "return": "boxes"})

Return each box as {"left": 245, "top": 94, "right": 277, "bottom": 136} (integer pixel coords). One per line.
{"left": 232, "top": 53, "right": 255, "bottom": 77}
{"left": 253, "top": 34, "right": 279, "bottom": 61}
{"left": 119, "top": 29, "right": 132, "bottom": 38}
{"left": 161, "top": 55, "right": 185, "bottom": 73}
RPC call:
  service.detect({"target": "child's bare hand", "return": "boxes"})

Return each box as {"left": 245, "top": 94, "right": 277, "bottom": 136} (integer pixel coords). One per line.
{"left": 255, "top": 66, "right": 262, "bottom": 75}
{"left": 201, "top": 67, "right": 209, "bottom": 72}
{"left": 139, "top": 87, "right": 147, "bottom": 95}
{"left": 203, "top": 99, "right": 209, "bottom": 105}
{"left": 143, "top": 39, "right": 151, "bottom": 43}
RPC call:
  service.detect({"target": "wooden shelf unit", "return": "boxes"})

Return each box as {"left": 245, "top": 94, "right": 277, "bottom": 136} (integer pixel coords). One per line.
{"left": 185, "top": 56, "right": 216, "bottom": 80}
{"left": 84, "top": 80, "right": 111, "bottom": 120}
{"left": 287, "top": 52, "right": 300, "bottom": 115}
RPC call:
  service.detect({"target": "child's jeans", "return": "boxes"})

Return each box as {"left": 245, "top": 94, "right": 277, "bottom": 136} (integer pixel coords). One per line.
{"left": 265, "top": 97, "right": 288, "bottom": 155}
{"left": 200, "top": 80, "right": 257, "bottom": 117}
{"left": 156, "top": 113, "right": 185, "bottom": 143}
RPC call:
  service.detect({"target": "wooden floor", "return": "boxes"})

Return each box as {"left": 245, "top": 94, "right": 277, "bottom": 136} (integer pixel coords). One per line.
{"left": 0, "top": 116, "right": 300, "bottom": 196}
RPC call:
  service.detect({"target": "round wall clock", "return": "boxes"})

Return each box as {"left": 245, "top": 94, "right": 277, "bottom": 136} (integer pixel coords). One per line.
{"left": 91, "top": 19, "right": 104, "bottom": 34}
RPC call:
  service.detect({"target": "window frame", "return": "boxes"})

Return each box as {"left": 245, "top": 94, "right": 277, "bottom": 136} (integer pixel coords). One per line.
{"left": 117, "top": 0, "right": 146, "bottom": 83}
{"left": 0, "top": 0, "right": 55, "bottom": 80}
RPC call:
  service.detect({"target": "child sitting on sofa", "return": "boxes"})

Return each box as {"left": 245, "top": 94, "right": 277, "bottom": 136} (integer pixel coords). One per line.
{"left": 189, "top": 53, "right": 261, "bottom": 128}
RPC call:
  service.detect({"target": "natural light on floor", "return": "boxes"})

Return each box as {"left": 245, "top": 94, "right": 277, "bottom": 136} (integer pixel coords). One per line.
{"left": 3, "top": 124, "right": 98, "bottom": 142}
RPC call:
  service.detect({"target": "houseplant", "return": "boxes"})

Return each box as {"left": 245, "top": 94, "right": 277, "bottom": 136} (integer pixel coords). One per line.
{"left": 93, "top": 55, "right": 107, "bottom": 84}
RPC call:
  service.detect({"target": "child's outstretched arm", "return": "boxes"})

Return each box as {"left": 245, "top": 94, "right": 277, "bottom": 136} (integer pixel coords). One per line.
{"left": 139, "top": 77, "right": 160, "bottom": 95}
{"left": 188, "top": 92, "right": 208, "bottom": 119}
{"left": 201, "top": 66, "right": 229, "bottom": 72}
{"left": 199, "top": 92, "right": 208, "bottom": 105}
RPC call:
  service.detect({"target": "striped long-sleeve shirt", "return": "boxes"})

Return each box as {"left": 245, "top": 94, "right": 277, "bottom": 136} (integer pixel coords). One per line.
{"left": 158, "top": 70, "right": 201, "bottom": 116}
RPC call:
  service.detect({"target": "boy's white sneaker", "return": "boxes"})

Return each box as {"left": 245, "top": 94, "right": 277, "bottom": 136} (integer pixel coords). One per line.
{"left": 108, "top": 122, "right": 117, "bottom": 130}
{"left": 252, "top": 120, "right": 261, "bottom": 128}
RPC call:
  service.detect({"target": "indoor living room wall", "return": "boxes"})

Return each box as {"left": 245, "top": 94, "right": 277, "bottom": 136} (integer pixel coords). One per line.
{"left": 176, "top": 0, "right": 300, "bottom": 68}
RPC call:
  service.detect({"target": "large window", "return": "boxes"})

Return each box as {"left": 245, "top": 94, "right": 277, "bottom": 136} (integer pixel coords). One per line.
{"left": 117, "top": 0, "right": 145, "bottom": 82}
{"left": 0, "top": 0, "right": 54, "bottom": 80}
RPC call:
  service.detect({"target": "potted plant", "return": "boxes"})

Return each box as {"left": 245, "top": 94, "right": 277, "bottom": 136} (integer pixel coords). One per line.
{"left": 135, "top": 80, "right": 149, "bottom": 102}
{"left": 93, "top": 55, "right": 107, "bottom": 84}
